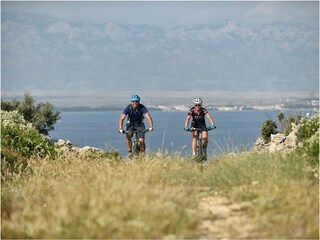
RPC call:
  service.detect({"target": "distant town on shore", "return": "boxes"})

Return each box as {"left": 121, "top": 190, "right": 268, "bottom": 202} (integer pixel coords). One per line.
{"left": 57, "top": 97, "right": 319, "bottom": 112}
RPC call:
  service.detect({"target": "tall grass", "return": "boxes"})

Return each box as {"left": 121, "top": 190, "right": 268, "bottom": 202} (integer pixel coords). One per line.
{"left": 205, "top": 152, "right": 319, "bottom": 238}
{"left": 2, "top": 151, "right": 318, "bottom": 239}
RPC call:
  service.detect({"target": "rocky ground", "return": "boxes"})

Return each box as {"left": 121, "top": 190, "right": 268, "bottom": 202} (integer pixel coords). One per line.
{"left": 55, "top": 139, "right": 101, "bottom": 156}
{"left": 253, "top": 124, "right": 299, "bottom": 154}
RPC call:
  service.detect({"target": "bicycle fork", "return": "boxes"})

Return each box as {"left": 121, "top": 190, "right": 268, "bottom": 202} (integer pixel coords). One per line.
{"left": 187, "top": 127, "right": 214, "bottom": 162}
{"left": 197, "top": 132, "right": 204, "bottom": 159}
{"left": 133, "top": 137, "right": 140, "bottom": 155}
{"left": 133, "top": 135, "right": 145, "bottom": 156}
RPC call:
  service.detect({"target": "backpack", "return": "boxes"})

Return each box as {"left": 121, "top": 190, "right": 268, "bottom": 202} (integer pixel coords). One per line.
{"left": 127, "top": 104, "right": 144, "bottom": 125}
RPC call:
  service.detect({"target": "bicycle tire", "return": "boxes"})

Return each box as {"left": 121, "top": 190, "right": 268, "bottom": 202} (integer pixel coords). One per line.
{"left": 133, "top": 140, "right": 140, "bottom": 155}
{"left": 198, "top": 138, "right": 203, "bottom": 159}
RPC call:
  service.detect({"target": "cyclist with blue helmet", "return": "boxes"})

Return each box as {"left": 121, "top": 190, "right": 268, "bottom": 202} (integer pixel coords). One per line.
{"left": 118, "top": 94, "right": 153, "bottom": 157}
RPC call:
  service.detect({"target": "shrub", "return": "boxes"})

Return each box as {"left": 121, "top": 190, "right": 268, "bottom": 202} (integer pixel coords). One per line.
{"left": 304, "top": 133, "right": 319, "bottom": 163}
{"left": 261, "top": 119, "right": 278, "bottom": 142}
{"left": 33, "top": 102, "right": 61, "bottom": 135}
{"left": 297, "top": 113, "right": 319, "bottom": 162}
{"left": 297, "top": 113, "right": 319, "bottom": 141}
{"left": 1, "top": 110, "right": 56, "bottom": 158}
{"left": 1, "top": 92, "right": 61, "bottom": 135}
{"left": 1, "top": 98, "right": 20, "bottom": 111}
{"left": 277, "top": 111, "right": 302, "bottom": 135}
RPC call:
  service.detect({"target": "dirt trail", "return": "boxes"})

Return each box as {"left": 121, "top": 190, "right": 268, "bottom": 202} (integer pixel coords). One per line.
{"left": 197, "top": 196, "right": 255, "bottom": 239}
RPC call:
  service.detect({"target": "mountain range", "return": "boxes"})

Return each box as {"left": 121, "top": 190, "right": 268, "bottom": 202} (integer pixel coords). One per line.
{"left": 1, "top": 12, "right": 318, "bottom": 106}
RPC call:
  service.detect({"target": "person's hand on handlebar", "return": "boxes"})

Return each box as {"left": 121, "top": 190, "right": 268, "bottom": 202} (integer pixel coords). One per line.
{"left": 148, "top": 127, "right": 154, "bottom": 132}
{"left": 184, "top": 127, "right": 190, "bottom": 131}
{"left": 209, "top": 125, "right": 216, "bottom": 129}
{"left": 118, "top": 129, "right": 124, "bottom": 134}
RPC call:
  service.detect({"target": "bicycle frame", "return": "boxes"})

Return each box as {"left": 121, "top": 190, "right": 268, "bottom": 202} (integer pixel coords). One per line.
{"left": 187, "top": 127, "right": 214, "bottom": 161}
{"left": 124, "top": 129, "right": 150, "bottom": 155}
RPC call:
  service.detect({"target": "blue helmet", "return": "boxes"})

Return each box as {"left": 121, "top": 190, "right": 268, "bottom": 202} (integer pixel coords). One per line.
{"left": 130, "top": 94, "right": 140, "bottom": 102}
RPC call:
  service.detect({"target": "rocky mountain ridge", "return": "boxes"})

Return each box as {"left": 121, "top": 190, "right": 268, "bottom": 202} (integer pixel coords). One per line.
{"left": 2, "top": 12, "right": 318, "bottom": 96}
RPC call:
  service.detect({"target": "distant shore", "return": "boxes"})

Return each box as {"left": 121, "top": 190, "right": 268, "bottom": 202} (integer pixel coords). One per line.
{"left": 57, "top": 102, "right": 318, "bottom": 112}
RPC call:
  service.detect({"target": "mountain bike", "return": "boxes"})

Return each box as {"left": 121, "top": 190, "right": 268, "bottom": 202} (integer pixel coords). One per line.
{"left": 186, "top": 127, "right": 215, "bottom": 162}
{"left": 123, "top": 129, "right": 151, "bottom": 157}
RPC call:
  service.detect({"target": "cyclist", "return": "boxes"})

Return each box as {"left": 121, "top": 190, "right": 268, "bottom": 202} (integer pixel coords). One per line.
{"left": 118, "top": 94, "right": 154, "bottom": 157}
{"left": 184, "top": 97, "right": 216, "bottom": 160}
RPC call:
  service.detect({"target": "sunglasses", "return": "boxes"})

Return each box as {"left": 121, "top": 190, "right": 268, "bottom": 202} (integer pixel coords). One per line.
{"left": 131, "top": 101, "right": 139, "bottom": 103}
{"left": 195, "top": 104, "right": 201, "bottom": 107}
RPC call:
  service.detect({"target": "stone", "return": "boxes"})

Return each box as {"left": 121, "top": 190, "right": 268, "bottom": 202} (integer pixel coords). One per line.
{"left": 284, "top": 131, "right": 298, "bottom": 148}
{"left": 79, "top": 146, "right": 100, "bottom": 155}
{"left": 253, "top": 137, "right": 269, "bottom": 151}
{"left": 270, "top": 133, "right": 286, "bottom": 144}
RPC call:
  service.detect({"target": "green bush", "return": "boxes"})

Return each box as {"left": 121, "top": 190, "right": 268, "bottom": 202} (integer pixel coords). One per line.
{"left": 297, "top": 113, "right": 319, "bottom": 162}
{"left": 304, "top": 134, "right": 319, "bottom": 162}
{"left": 1, "top": 110, "right": 57, "bottom": 179}
{"left": 277, "top": 111, "right": 302, "bottom": 135}
{"left": 1, "top": 92, "right": 61, "bottom": 135}
{"left": 297, "top": 113, "right": 319, "bottom": 141}
{"left": 1, "top": 110, "right": 56, "bottom": 158}
{"left": 261, "top": 119, "right": 278, "bottom": 142}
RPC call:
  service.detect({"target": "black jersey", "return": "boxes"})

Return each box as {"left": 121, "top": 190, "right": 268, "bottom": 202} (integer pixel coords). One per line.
{"left": 187, "top": 107, "right": 208, "bottom": 128}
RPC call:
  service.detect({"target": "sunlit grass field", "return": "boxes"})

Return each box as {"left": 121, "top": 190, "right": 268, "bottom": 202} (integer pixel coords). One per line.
{"left": 1, "top": 151, "right": 319, "bottom": 239}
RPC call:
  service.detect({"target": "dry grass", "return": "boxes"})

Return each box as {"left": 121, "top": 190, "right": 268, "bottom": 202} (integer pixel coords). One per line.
{"left": 1, "top": 151, "right": 319, "bottom": 239}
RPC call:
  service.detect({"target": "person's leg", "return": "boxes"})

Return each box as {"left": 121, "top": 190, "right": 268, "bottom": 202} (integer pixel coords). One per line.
{"left": 192, "top": 131, "right": 198, "bottom": 156}
{"left": 139, "top": 138, "right": 145, "bottom": 154}
{"left": 137, "top": 125, "right": 146, "bottom": 155}
{"left": 202, "top": 131, "right": 208, "bottom": 148}
{"left": 202, "top": 131, "right": 208, "bottom": 160}
{"left": 126, "top": 125, "right": 133, "bottom": 156}
{"left": 126, "top": 134, "right": 132, "bottom": 152}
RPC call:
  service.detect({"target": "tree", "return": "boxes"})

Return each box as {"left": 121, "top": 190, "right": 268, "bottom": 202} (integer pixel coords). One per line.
{"left": 1, "top": 98, "right": 20, "bottom": 111}
{"left": 261, "top": 119, "right": 278, "bottom": 142}
{"left": 18, "top": 92, "right": 36, "bottom": 123}
{"left": 34, "top": 102, "right": 61, "bottom": 135}
{"left": 277, "top": 111, "right": 285, "bottom": 132}
{"left": 1, "top": 92, "right": 61, "bottom": 135}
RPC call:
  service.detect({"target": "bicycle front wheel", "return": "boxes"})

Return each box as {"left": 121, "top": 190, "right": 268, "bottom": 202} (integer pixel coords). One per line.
{"left": 197, "top": 138, "right": 203, "bottom": 159}
{"left": 133, "top": 140, "right": 140, "bottom": 154}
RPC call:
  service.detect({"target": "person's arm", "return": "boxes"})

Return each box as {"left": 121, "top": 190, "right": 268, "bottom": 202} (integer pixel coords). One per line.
{"left": 145, "top": 113, "right": 153, "bottom": 129}
{"left": 184, "top": 115, "right": 191, "bottom": 128}
{"left": 118, "top": 114, "right": 126, "bottom": 130}
{"left": 141, "top": 105, "right": 153, "bottom": 129}
{"left": 205, "top": 112, "right": 215, "bottom": 126}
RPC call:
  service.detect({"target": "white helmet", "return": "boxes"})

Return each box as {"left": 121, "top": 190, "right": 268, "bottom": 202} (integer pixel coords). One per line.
{"left": 193, "top": 97, "right": 203, "bottom": 105}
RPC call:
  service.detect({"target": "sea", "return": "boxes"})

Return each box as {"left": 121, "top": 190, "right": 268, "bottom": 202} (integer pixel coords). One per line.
{"left": 50, "top": 110, "right": 309, "bottom": 157}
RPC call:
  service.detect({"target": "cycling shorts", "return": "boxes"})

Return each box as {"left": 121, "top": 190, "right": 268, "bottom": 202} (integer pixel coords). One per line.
{"left": 126, "top": 123, "right": 146, "bottom": 139}
{"left": 191, "top": 122, "right": 207, "bottom": 130}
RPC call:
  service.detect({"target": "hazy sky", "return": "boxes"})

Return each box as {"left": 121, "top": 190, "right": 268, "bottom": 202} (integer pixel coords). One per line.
{"left": 3, "top": 1, "right": 318, "bottom": 28}
{"left": 1, "top": 1, "right": 319, "bottom": 106}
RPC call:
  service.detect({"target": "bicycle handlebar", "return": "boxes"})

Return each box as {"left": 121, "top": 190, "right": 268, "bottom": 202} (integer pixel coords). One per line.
{"left": 186, "top": 127, "right": 215, "bottom": 132}
{"left": 123, "top": 129, "right": 151, "bottom": 134}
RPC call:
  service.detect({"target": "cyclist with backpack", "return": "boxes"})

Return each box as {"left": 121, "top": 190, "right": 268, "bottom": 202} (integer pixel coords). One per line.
{"left": 118, "top": 94, "right": 154, "bottom": 157}
{"left": 184, "top": 97, "right": 216, "bottom": 160}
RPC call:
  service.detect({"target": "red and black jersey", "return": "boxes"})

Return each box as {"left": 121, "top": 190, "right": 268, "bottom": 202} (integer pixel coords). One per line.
{"left": 187, "top": 107, "right": 209, "bottom": 128}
